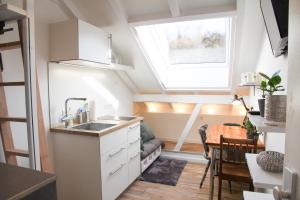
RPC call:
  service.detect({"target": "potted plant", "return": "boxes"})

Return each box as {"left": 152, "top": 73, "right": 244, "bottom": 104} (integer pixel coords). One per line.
{"left": 243, "top": 117, "right": 261, "bottom": 139}
{"left": 258, "top": 80, "right": 267, "bottom": 117}
{"left": 258, "top": 70, "right": 286, "bottom": 122}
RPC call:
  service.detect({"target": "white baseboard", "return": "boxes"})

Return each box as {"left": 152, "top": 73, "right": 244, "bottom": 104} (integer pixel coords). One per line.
{"left": 158, "top": 137, "right": 202, "bottom": 144}
{"left": 161, "top": 150, "right": 207, "bottom": 164}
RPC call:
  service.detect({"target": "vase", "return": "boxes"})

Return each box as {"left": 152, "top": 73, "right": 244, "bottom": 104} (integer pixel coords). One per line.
{"left": 258, "top": 99, "right": 265, "bottom": 117}
{"left": 264, "top": 95, "right": 287, "bottom": 122}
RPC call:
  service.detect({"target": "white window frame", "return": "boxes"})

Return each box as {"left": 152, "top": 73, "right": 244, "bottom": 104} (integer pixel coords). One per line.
{"left": 130, "top": 13, "right": 237, "bottom": 91}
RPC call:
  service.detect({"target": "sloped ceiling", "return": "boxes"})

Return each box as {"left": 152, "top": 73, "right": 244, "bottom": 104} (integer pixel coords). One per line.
{"left": 35, "top": 0, "right": 264, "bottom": 94}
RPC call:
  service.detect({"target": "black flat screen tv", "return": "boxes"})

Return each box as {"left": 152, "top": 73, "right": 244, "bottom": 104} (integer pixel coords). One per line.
{"left": 260, "top": 0, "right": 289, "bottom": 57}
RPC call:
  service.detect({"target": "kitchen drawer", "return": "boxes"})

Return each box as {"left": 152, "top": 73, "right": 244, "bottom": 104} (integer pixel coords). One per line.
{"left": 127, "top": 123, "right": 140, "bottom": 144}
{"left": 128, "top": 151, "right": 141, "bottom": 184}
{"left": 101, "top": 162, "right": 128, "bottom": 200}
{"left": 128, "top": 136, "right": 140, "bottom": 149}
{"left": 101, "top": 143, "right": 127, "bottom": 174}
{"left": 100, "top": 127, "right": 127, "bottom": 155}
{"left": 128, "top": 139, "right": 140, "bottom": 159}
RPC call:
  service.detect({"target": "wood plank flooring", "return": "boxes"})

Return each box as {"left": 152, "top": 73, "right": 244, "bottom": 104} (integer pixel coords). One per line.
{"left": 119, "top": 162, "right": 248, "bottom": 200}
{"left": 164, "top": 141, "right": 204, "bottom": 154}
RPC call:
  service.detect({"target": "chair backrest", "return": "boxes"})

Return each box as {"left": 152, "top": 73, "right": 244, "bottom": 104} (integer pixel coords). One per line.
{"left": 219, "top": 135, "right": 257, "bottom": 166}
{"left": 198, "top": 124, "right": 209, "bottom": 158}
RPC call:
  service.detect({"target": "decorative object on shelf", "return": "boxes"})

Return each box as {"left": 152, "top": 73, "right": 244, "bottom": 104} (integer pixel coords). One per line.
{"left": 256, "top": 151, "right": 284, "bottom": 173}
{"left": 259, "top": 71, "right": 286, "bottom": 122}
{"left": 244, "top": 117, "right": 261, "bottom": 139}
{"left": 241, "top": 72, "right": 261, "bottom": 85}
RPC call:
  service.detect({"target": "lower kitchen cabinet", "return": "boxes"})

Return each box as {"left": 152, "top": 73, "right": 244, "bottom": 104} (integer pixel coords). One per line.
{"left": 52, "top": 122, "right": 141, "bottom": 200}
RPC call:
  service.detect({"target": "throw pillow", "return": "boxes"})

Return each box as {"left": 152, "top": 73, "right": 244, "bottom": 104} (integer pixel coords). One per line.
{"left": 140, "top": 122, "right": 155, "bottom": 143}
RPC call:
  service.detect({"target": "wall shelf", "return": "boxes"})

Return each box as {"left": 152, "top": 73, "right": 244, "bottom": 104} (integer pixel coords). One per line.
{"left": 246, "top": 153, "right": 283, "bottom": 189}
{"left": 0, "top": 3, "right": 27, "bottom": 21}
{"left": 248, "top": 114, "right": 286, "bottom": 133}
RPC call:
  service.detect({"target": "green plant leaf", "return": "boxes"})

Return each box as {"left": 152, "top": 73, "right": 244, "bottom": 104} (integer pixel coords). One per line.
{"left": 259, "top": 72, "right": 270, "bottom": 80}
{"left": 260, "top": 80, "right": 267, "bottom": 89}
{"left": 269, "top": 75, "right": 282, "bottom": 86}
{"left": 268, "top": 80, "right": 275, "bottom": 88}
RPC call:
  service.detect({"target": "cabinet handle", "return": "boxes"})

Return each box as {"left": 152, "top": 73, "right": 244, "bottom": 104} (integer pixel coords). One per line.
{"left": 129, "top": 124, "right": 139, "bottom": 130}
{"left": 109, "top": 163, "right": 125, "bottom": 176}
{"left": 129, "top": 138, "right": 140, "bottom": 145}
{"left": 108, "top": 147, "right": 125, "bottom": 158}
{"left": 130, "top": 152, "right": 140, "bottom": 160}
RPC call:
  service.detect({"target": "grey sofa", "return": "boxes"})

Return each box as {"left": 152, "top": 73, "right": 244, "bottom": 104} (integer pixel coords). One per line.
{"left": 140, "top": 122, "right": 165, "bottom": 172}
{"left": 141, "top": 138, "right": 164, "bottom": 159}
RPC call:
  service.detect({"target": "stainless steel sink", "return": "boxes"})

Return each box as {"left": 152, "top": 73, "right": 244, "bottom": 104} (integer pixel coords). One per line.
{"left": 71, "top": 122, "right": 116, "bottom": 131}
{"left": 98, "top": 115, "right": 136, "bottom": 121}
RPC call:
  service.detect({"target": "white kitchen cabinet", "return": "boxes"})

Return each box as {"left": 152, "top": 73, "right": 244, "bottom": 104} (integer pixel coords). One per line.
{"left": 52, "top": 122, "right": 141, "bottom": 200}
{"left": 50, "top": 19, "right": 110, "bottom": 65}
{"left": 127, "top": 123, "right": 141, "bottom": 184}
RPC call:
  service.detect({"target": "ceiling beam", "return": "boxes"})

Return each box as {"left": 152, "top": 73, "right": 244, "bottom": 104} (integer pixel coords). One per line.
{"left": 58, "top": 0, "right": 87, "bottom": 21}
{"left": 133, "top": 94, "right": 240, "bottom": 104}
{"left": 167, "top": 0, "right": 180, "bottom": 17}
{"left": 108, "top": 0, "right": 128, "bottom": 22}
{"left": 48, "top": 0, "right": 75, "bottom": 19}
{"left": 128, "top": 4, "right": 237, "bottom": 27}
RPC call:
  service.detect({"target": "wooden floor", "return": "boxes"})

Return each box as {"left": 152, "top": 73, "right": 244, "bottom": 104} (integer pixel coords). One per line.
{"left": 119, "top": 162, "right": 247, "bottom": 200}
{"left": 164, "top": 141, "right": 204, "bottom": 154}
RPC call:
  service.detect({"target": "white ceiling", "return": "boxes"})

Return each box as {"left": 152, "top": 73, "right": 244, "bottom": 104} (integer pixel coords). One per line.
{"left": 121, "top": 0, "right": 170, "bottom": 19}
{"left": 35, "top": 0, "right": 69, "bottom": 23}
{"left": 33, "top": 0, "right": 264, "bottom": 94}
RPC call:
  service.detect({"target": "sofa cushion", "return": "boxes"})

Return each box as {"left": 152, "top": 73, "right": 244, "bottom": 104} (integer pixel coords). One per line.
{"left": 141, "top": 139, "right": 164, "bottom": 159}
{"left": 140, "top": 122, "right": 155, "bottom": 143}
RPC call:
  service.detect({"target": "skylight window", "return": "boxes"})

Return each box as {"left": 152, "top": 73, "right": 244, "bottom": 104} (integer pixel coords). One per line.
{"left": 160, "top": 18, "right": 226, "bottom": 65}
{"left": 133, "top": 17, "right": 235, "bottom": 90}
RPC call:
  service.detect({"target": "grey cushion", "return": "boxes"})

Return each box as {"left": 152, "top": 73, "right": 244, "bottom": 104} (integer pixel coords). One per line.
{"left": 140, "top": 122, "right": 155, "bottom": 143}
{"left": 141, "top": 139, "right": 164, "bottom": 159}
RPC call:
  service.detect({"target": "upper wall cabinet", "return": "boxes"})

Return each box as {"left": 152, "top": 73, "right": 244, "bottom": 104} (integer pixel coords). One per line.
{"left": 50, "top": 19, "right": 110, "bottom": 66}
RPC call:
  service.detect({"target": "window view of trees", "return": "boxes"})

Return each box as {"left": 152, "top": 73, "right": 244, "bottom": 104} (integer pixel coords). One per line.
{"left": 158, "top": 18, "right": 227, "bottom": 65}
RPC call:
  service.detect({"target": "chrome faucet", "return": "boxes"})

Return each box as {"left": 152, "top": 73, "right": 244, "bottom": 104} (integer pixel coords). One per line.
{"left": 65, "top": 97, "right": 87, "bottom": 116}
{"left": 62, "top": 97, "right": 87, "bottom": 127}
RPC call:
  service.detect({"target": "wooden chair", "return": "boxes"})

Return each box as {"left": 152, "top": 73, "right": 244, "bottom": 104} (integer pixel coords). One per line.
{"left": 198, "top": 124, "right": 211, "bottom": 188}
{"left": 218, "top": 135, "right": 257, "bottom": 200}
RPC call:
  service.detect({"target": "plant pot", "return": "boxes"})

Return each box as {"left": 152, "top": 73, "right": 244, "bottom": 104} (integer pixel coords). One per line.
{"left": 258, "top": 99, "right": 265, "bottom": 117}
{"left": 247, "top": 132, "right": 259, "bottom": 140}
{"left": 265, "top": 95, "right": 287, "bottom": 122}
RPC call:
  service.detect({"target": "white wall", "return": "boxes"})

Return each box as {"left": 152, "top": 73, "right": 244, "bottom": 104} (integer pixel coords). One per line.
{"left": 34, "top": 19, "right": 53, "bottom": 167}
{"left": 143, "top": 113, "right": 243, "bottom": 144}
{"left": 250, "top": 32, "right": 288, "bottom": 109}
{"left": 232, "top": 0, "right": 264, "bottom": 93}
{"left": 49, "top": 64, "right": 133, "bottom": 127}
{"left": 249, "top": 29, "right": 288, "bottom": 154}
{"left": 33, "top": 14, "right": 134, "bottom": 169}
{"left": 284, "top": 0, "right": 300, "bottom": 197}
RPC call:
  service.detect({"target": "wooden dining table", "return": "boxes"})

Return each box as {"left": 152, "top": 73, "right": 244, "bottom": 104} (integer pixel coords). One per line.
{"left": 206, "top": 125, "right": 265, "bottom": 200}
